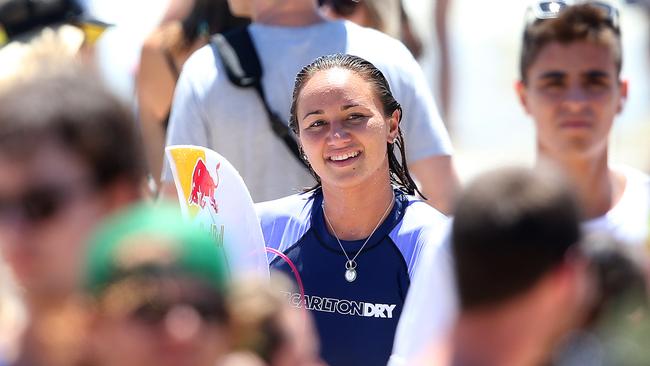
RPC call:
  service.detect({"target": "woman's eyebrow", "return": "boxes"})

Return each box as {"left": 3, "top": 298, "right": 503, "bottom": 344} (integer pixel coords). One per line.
{"left": 302, "top": 109, "right": 324, "bottom": 120}
{"left": 341, "top": 103, "right": 361, "bottom": 111}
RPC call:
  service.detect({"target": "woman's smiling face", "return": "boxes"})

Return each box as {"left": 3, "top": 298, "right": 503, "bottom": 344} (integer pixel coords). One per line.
{"left": 295, "top": 67, "right": 398, "bottom": 190}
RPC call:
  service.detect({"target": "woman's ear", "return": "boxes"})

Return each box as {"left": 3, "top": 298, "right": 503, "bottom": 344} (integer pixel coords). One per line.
{"left": 387, "top": 109, "right": 400, "bottom": 143}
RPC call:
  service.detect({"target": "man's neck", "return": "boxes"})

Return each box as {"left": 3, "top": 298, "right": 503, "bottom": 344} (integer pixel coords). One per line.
{"left": 252, "top": 0, "right": 326, "bottom": 26}
{"left": 453, "top": 305, "right": 554, "bottom": 366}
{"left": 537, "top": 148, "right": 625, "bottom": 220}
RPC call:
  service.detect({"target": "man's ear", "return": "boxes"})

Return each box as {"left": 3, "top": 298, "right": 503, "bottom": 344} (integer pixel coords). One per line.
{"left": 515, "top": 80, "right": 530, "bottom": 114}
{"left": 387, "top": 109, "right": 400, "bottom": 143}
{"left": 617, "top": 79, "right": 628, "bottom": 114}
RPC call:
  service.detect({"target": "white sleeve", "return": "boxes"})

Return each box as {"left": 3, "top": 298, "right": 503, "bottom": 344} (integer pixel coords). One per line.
{"left": 392, "top": 50, "right": 453, "bottom": 162}
{"left": 161, "top": 57, "right": 213, "bottom": 183}
{"left": 389, "top": 226, "right": 458, "bottom": 366}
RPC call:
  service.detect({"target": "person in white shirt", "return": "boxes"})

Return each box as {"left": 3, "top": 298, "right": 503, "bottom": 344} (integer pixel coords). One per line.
{"left": 514, "top": 2, "right": 649, "bottom": 246}
{"left": 161, "top": 0, "right": 459, "bottom": 212}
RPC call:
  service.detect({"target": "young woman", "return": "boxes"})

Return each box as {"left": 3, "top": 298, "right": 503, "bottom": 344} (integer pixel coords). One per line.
{"left": 256, "top": 54, "right": 451, "bottom": 366}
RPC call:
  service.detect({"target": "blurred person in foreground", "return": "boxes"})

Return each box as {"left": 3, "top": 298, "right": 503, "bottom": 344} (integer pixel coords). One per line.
{"left": 448, "top": 167, "right": 592, "bottom": 366}
{"left": 137, "top": 0, "right": 249, "bottom": 192}
{"left": 224, "top": 275, "right": 325, "bottom": 366}
{"left": 553, "top": 234, "right": 650, "bottom": 365}
{"left": 0, "top": 261, "right": 26, "bottom": 366}
{"left": 0, "top": 71, "right": 144, "bottom": 366}
{"left": 516, "top": 1, "right": 649, "bottom": 245}
{"left": 83, "top": 204, "right": 232, "bottom": 366}
{"left": 0, "top": 0, "right": 110, "bottom": 91}
{"left": 161, "top": 0, "right": 459, "bottom": 213}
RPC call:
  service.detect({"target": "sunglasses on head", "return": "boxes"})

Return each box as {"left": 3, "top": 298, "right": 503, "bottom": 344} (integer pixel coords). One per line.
{"left": 526, "top": 1, "right": 620, "bottom": 32}
{"left": 0, "top": 180, "right": 93, "bottom": 225}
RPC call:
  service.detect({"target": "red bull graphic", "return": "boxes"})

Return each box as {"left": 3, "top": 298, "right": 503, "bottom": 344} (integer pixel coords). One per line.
{"left": 188, "top": 159, "right": 220, "bottom": 212}
{"left": 166, "top": 145, "right": 270, "bottom": 279}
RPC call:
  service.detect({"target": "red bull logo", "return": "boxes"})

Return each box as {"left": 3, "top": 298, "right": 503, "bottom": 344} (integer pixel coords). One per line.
{"left": 188, "top": 159, "right": 220, "bottom": 212}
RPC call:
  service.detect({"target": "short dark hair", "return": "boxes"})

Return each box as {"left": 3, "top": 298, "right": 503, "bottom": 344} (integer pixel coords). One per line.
{"left": 289, "top": 53, "right": 423, "bottom": 198}
{"left": 520, "top": 3, "right": 622, "bottom": 83}
{"left": 452, "top": 166, "right": 582, "bottom": 311}
{"left": 0, "top": 70, "right": 144, "bottom": 189}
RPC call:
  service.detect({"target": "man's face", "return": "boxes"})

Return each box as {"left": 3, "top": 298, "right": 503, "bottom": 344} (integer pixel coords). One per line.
{"left": 91, "top": 280, "right": 230, "bottom": 366}
{"left": 517, "top": 40, "right": 627, "bottom": 159}
{"left": 0, "top": 142, "right": 105, "bottom": 299}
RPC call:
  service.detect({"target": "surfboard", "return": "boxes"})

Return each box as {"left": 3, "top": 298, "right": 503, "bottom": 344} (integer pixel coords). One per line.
{"left": 165, "top": 145, "right": 269, "bottom": 280}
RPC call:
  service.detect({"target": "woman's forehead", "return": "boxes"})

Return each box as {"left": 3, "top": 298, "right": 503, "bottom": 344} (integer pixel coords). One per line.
{"left": 300, "top": 68, "right": 373, "bottom": 100}
{"left": 306, "top": 67, "right": 364, "bottom": 89}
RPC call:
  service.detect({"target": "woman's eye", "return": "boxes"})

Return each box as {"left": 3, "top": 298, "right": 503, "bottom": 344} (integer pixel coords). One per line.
{"left": 309, "top": 120, "right": 326, "bottom": 128}
{"left": 347, "top": 114, "right": 365, "bottom": 121}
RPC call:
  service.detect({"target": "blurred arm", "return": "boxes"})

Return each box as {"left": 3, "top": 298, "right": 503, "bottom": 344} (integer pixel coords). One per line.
{"left": 136, "top": 30, "right": 179, "bottom": 191}
{"left": 409, "top": 155, "right": 459, "bottom": 215}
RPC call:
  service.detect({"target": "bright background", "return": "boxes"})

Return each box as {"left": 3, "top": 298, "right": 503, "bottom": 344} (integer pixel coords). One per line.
{"left": 87, "top": 0, "right": 650, "bottom": 183}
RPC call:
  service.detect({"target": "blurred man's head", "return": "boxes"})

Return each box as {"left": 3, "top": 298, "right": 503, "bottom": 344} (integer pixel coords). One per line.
{"left": 0, "top": 71, "right": 143, "bottom": 302}
{"left": 516, "top": 2, "right": 626, "bottom": 158}
{"left": 228, "top": 275, "right": 325, "bottom": 366}
{"left": 452, "top": 166, "right": 592, "bottom": 365}
{"left": 453, "top": 166, "right": 583, "bottom": 311}
{"left": 0, "top": 0, "right": 110, "bottom": 90}
{"left": 84, "top": 204, "right": 231, "bottom": 366}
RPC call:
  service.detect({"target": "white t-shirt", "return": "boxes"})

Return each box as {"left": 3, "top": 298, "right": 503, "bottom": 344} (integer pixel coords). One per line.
{"left": 582, "top": 166, "right": 650, "bottom": 246}
{"left": 163, "top": 20, "right": 452, "bottom": 202}
{"left": 388, "top": 223, "right": 457, "bottom": 366}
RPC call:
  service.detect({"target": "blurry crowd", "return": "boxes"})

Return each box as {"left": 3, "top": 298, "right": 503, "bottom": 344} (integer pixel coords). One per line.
{"left": 0, "top": 0, "right": 649, "bottom": 366}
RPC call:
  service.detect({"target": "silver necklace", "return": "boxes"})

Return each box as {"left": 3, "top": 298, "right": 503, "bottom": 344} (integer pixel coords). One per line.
{"left": 322, "top": 191, "right": 395, "bottom": 283}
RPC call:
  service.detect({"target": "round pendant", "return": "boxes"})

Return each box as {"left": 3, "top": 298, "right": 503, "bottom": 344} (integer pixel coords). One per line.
{"left": 345, "top": 268, "right": 357, "bottom": 282}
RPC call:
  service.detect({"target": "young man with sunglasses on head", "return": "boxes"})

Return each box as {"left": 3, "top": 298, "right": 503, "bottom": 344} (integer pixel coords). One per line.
{"left": 516, "top": 1, "right": 649, "bottom": 245}
{"left": 83, "top": 204, "right": 232, "bottom": 366}
{"left": 161, "top": 0, "right": 460, "bottom": 214}
{"left": 0, "top": 71, "right": 144, "bottom": 366}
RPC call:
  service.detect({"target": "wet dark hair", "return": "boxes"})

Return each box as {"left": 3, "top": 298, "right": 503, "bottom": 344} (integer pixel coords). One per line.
{"left": 0, "top": 69, "right": 145, "bottom": 189}
{"left": 289, "top": 53, "right": 424, "bottom": 198}
{"left": 520, "top": 4, "right": 622, "bottom": 84}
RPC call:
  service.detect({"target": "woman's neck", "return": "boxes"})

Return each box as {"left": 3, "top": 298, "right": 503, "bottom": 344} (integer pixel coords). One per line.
{"left": 321, "top": 180, "right": 395, "bottom": 241}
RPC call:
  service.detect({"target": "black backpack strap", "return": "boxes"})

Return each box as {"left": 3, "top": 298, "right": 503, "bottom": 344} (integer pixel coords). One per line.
{"left": 211, "top": 27, "right": 307, "bottom": 169}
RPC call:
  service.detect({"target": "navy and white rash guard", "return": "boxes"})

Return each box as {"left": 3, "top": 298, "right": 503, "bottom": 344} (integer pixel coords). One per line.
{"left": 256, "top": 189, "right": 449, "bottom": 366}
